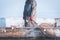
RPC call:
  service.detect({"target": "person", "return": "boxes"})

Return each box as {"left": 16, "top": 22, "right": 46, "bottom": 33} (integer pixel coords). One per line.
{"left": 23, "top": 0, "right": 37, "bottom": 27}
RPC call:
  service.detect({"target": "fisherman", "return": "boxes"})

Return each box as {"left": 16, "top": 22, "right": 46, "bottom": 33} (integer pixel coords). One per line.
{"left": 23, "top": 0, "right": 37, "bottom": 27}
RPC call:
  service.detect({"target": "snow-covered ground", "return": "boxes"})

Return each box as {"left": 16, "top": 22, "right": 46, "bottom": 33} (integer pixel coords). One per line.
{"left": 0, "top": 18, "right": 57, "bottom": 27}
{"left": 35, "top": 18, "right": 55, "bottom": 25}
{"left": 6, "top": 18, "right": 24, "bottom": 27}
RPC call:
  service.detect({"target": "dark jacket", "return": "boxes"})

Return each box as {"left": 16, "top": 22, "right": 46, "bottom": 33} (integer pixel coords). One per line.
{"left": 23, "top": 0, "right": 37, "bottom": 19}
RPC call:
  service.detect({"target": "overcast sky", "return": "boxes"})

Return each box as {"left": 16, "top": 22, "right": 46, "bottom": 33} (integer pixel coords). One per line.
{"left": 0, "top": 0, "right": 60, "bottom": 18}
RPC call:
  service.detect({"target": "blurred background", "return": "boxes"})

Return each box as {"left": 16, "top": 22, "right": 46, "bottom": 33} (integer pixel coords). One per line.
{"left": 0, "top": 0, "right": 60, "bottom": 27}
